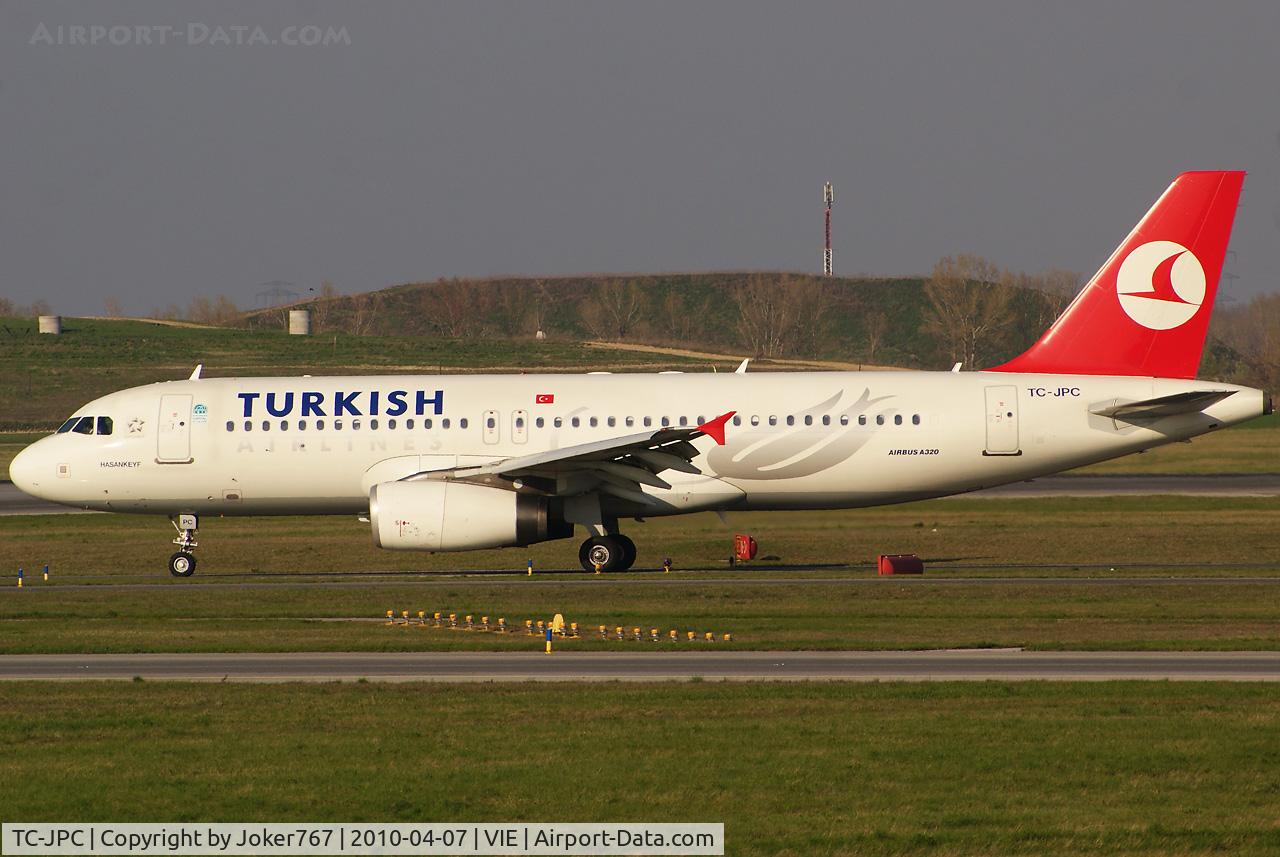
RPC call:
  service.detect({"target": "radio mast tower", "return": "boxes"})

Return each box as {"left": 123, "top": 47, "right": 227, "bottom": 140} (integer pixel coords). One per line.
{"left": 822, "top": 182, "right": 834, "bottom": 277}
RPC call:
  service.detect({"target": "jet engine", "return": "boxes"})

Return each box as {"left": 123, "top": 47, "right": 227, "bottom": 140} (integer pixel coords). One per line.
{"left": 369, "top": 480, "right": 572, "bottom": 551}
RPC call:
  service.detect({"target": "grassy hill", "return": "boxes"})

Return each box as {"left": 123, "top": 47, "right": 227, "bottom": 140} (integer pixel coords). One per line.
{"left": 0, "top": 317, "right": 710, "bottom": 431}
{"left": 240, "top": 271, "right": 1062, "bottom": 370}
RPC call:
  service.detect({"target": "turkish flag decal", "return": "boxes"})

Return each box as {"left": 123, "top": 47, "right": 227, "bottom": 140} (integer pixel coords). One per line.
{"left": 535, "top": 394, "right": 554, "bottom": 404}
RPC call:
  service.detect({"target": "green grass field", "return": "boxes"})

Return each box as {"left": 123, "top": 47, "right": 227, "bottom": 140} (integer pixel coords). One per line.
{"left": 2, "top": 497, "right": 1277, "bottom": 654}
{"left": 1, "top": 682, "right": 1277, "bottom": 856}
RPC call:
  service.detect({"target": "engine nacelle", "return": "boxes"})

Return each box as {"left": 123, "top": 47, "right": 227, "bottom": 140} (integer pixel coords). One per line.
{"left": 369, "top": 480, "right": 572, "bottom": 551}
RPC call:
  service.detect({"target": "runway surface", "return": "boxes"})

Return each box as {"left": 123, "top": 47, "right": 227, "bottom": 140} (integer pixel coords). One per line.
{"left": 2, "top": 650, "right": 1278, "bottom": 682}
{"left": 967, "top": 473, "right": 1280, "bottom": 497}
{"left": 0, "top": 482, "right": 97, "bottom": 515}
{"left": 1, "top": 474, "right": 1279, "bottom": 517}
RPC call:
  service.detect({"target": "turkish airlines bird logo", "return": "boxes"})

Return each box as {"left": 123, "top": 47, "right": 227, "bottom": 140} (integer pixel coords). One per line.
{"left": 1114, "top": 240, "right": 1206, "bottom": 330}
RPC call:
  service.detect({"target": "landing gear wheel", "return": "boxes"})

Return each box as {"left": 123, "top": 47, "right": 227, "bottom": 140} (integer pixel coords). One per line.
{"left": 615, "top": 534, "right": 637, "bottom": 572}
{"left": 579, "top": 536, "right": 627, "bottom": 573}
{"left": 168, "top": 551, "right": 197, "bottom": 578}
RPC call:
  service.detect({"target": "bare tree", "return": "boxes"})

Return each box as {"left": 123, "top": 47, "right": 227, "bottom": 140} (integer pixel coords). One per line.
{"left": 732, "top": 274, "right": 826, "bottom": 358}
{"left": 308, "top": 281, "right": 340, "bottom": 332}
{"left": 419, "top": 279, "right": 486, "bottom": 338}
{"left": 921, "top": 254, "right": 1017, "bottom": 367}
{"left": 863, "top": 310, "right": 888, "bottom": 363}
{"left": 347, "top": 291, "right": 383, "bottom": 336}
{"left": 103, "top": 296, "right": 124, "bottom": 317}
{"left": 1212, "top": 293, "right": 1280, "bottom": 391}
{"left": 660, "top": 289, "right": 710, "bottom": 344}
{"left": 581, "top": 279, "right": 646, "bottom": 340}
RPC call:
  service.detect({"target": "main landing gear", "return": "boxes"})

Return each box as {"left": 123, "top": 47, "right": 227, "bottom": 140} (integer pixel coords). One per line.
{"left": 169, "top": 514, "right": 199, "bottom": 578}
{"left": 578, "top": 533, "right": 637, "bottom": 573}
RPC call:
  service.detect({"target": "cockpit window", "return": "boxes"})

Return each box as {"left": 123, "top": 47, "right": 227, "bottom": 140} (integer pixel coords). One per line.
{"left": 72, "top": 416, "right": 94, "bottom": 435}
{"left": 96, "top": 416, "right": 113, "bottom": 436}
{"left": 57, "top": 417, "right": 79, "bottom": 434}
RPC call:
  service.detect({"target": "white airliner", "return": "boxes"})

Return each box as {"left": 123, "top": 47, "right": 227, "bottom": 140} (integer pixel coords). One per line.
{"left": 9, "top": 171, "right": 1270, "bottom": 577}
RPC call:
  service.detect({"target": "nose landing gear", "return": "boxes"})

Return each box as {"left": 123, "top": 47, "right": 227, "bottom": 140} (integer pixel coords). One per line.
{"left": 169, "top": 514, "right": 199, "bottom": 577}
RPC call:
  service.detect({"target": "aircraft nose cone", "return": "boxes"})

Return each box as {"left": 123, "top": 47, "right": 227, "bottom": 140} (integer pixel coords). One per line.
{"left": 8, "top": 445, "right": 42, "bottom": 497}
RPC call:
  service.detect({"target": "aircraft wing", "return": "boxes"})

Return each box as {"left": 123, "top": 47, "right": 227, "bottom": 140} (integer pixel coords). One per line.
{"left": 1090, "top": 390, "right": 1236, "bottom": 421}
{"left": 405, "top": 412, "right": 736, "bottom": 504}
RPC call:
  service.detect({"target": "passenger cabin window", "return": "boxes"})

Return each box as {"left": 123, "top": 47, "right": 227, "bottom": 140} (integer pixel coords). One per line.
{"left": 876, "top": 415, "right": 885, "bottom": 426}
{"left": 822, "top": 415, "right": 831, "bottom": 426}
{"left": 226, "top": 421, "right": 234, "bottom": 432}
{"left": 768, "top": 416, "right": 778, "bottom": 426}
{"left": 625, "top": 417, "right": 634, "bottom": 427}
{"left": 839, "top": 415, "right": 849, "bottom": 426}
{"left": 786, "top": 416, "right": 795, "bottom": 426}
{"left": 894, "top": 415, "right": 903, "bottom": 426}
{"left": 858, "top": 415, "right": 866, "bottom": 426}
{"left": 316, "top": 419, "right": 326, "bottom": 430}
{"left": 912, "top": 414, "right": 921, "bottom": 425}
{"left": 750, "top": 415, "right": 760, "bottom": 426}
{"left": 244, "top": 420, "right": 253, "bottom": 432}
{"left": 536, "top": 417, "right": 545, "bottom": 428}
{"left": 733, "top": 416, "right": 742, "bottom": 426}
{"left": 589, "top": 417, "right": 598, "bottom": 428}
{"left": 804, "top": 415, "right": 813, "bottom": 426}
{"left": 460, "top": 418, "right": 468, "bottom": 429}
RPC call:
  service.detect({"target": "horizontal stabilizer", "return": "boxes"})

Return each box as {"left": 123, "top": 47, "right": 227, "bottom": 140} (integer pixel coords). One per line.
{"left": 1090, "top": 390, "right": 1235, "bottom": 421}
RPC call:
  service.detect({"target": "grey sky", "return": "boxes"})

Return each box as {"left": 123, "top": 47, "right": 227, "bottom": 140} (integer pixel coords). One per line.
{"left": 3, "top": 1, "right": 1278, "bottom": 315}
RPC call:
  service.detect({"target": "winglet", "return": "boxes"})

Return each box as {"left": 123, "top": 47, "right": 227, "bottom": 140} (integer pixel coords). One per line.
{"left": 735, "top": 359, "right": 750, "bottom": 374}
{"left": 189, "top": 363, "right": 203, "bottom": 381}
{"left": 696, "top": 411, "right": 735, "bottom": 446}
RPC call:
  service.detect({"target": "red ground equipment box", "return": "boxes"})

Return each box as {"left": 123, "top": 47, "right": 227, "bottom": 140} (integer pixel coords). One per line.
{"left": 733, "top": 534, "right": 758, "bottom": 562}
{"left": 877, "top": 554, "right": 924, "bottom": 575}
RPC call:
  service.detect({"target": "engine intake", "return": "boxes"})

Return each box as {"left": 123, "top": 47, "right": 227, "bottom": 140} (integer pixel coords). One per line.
{"left": 369, "top": 480, "right": 572, "bottom": 551}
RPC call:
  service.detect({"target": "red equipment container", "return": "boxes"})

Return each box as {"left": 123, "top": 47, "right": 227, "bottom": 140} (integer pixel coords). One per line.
{"left": 733, "top": 534, "right": 758, "bottom": 562}
{"left": 877, "top": 554, "right": 924, "bottom": 575}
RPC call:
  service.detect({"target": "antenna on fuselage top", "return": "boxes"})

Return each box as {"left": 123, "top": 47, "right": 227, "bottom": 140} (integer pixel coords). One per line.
{"left": 189, "top": 364, "right": 203, "bottom": 381}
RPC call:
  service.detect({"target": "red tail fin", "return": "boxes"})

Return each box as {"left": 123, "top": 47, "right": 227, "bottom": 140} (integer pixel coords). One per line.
{"left": 990, "top": 171, "right": 1244, "bottom": 379}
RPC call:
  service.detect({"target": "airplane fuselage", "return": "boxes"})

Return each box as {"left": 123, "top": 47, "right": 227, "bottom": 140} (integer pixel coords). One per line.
{"left": 11, "top": 370, "right": 1266, "bottom": 518}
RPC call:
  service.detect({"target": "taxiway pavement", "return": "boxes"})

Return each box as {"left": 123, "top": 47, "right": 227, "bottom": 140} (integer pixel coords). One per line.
{"left": 2, "top": 650, "right": 1277, "bottom": 682}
